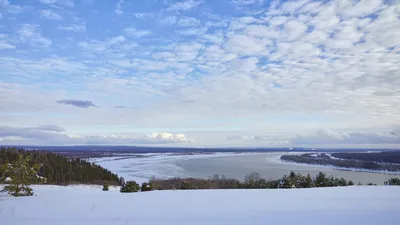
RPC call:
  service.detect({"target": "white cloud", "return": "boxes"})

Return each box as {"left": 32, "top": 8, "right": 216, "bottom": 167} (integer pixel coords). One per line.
{"left": 152, "top": 51, "right": 175, "bottom": 60}
{"left": 167, "top": 0, "right": 203, "bottom": 11}
{"left": 39, "top": 0, "right": 74, "bottom": 7}
{"left": 59, "top": 0, "right": 74, "bottom": 7}
{"left": 160, "top": 16, "right": 178, "bottom": 24}
{"left": 1, "top": 0, "right": 21, "bottom": 13}
{"left": 17, "top": 24, "right": 52, "bottom": 47}
{"left": 1, "top": 0, "right": 400, "bottom": 147}
{"left": 283, "top": 20, "right": 308, "bottom": 40}
{"left": 0, "top": 34, "right": 15, "bottom": 49}
{"left": 39, "top": 0, "right": 58, "bottom": 4}
{"left": 339, "top": 0, "right": 384, "bottom": 18}
{"left": 294, "top": 129, "right": 400, "bottom": 145}
{"left": 0, "top": 42, "right": 15, "bottom": 49}
{"left": 224, "top": 34, "right": 268, "bottom": 56}
{"left": 58, "top": 23, "right": 86, "bottom": 32}
{"left": 133, "top": 12, "right": 153, "bottom": 19}
{"left": 232, "top": 0, "right": 265, "bottom": 5}
{"left": 177, "top": 16, "right": 201, "bottom": 27}
{"left": 267, "top": 16, "right": 288, "bottom": 26}
{"left": 147, "top": 132, "right": 194, "bottom": 143}
{"left": 115, "top": 0, "right": 124, "bottom": 15}
{"left": 0, "top": 126, "right": 194, "bottom": 145}
{"left": 40, "top": 9, "right": 63, "bottom": 20}
{"left": 124, "top": 27, "right": 152, "bottom": 37}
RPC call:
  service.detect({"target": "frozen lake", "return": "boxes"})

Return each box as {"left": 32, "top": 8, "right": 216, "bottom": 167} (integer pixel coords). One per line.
{"left": 93, "top": 152, "right": 400, "bottom": 185}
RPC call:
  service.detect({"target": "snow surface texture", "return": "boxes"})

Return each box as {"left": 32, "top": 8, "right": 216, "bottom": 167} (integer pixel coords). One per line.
{"left": 1, "top": 185, "right": 399, "bottom": 225}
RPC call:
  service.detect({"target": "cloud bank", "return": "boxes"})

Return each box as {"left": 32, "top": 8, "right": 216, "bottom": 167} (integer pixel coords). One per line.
{"left": 0, "top": 0, "right": 399, "bottom": 147}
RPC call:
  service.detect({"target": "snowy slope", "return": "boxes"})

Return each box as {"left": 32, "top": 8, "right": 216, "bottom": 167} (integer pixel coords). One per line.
{"left": 1, "top": 185, "right": 399, "bottom": 225}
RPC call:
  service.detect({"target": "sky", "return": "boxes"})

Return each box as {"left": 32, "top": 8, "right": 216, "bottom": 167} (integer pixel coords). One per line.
{"left": 0, "top": 0, "right": 399, "bottom": 148}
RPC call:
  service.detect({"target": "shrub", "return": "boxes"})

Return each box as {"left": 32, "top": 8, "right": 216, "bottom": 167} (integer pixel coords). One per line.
{"left": 102, "top": 181, "right": 109, "bottom": 191}
{"left": 120, "top": 181, "right": 140, "bottom": 193}
{"left": 384, "top": 178, "right": 400, "bottom": 185}
{"left": 179, "top": 181, "right": 197, "bottom": 190}
{"left": 141, "top": 182, "right": 153, "bottom": 192}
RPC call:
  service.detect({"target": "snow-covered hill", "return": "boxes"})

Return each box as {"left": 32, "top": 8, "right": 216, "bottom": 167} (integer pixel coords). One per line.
{"left": 1, "top": 185, "right": 399, "bottom": 225}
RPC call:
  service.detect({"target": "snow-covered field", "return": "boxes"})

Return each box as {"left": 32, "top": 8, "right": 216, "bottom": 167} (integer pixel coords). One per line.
{"left": 1, "top": 185, "right": 399, "bottom": 225}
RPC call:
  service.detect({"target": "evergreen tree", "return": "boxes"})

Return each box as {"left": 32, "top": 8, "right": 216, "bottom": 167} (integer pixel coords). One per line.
{"left": 315, "top": 172, "right": 329, "bottom": 187}
{"left": 102, "top": 181, "right": 109, "bottom": 191}
{"left": 304, "top": 174, "right": 314, "bottom": 188}
{"left": 141, "top": 182, "right": 153, "bottom": 192}
{"left": 0, "top": 155, "right": 43, "bottom": 196}
{"left": 281, "top": 175, "right": 293, "bottom": 188}
{"left": 384, "top": 178, "right": 400, "bottom": 185}
{"left": 120, "top": 181, "right": 140, "bottom": 193}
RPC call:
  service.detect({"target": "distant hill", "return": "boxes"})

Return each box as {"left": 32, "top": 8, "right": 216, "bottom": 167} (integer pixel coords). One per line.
{"left": 2, "top": 145, "right": 398, "bottom": 154}
{"left": 0, "top": 147, "right": 121, "bottom": 185}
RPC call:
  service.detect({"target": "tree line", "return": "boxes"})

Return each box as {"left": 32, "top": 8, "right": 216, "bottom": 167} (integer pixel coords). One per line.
{"left": 116, "top": 171, "right": 357, "bottom": 193}
{"left": 281, "top": 153, "right": 400, "bottom": 172}
{"left": 0, "top": 147, "right": 121, "bottom": 185}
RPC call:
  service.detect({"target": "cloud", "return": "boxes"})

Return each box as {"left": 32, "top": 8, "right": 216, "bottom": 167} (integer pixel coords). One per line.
{"left": 56, "top": 100, "right": 99, "bottom": 108}
{"left": 39, "top": 0, "right": 74, "bottom": 7}
{"left": 1, "top": 0, "right": 400, "bottom": 147}
{"left": 124, "top": 27, "right": 152, "bottom": 37}
{"left": 232, "top": 0, "right": 265, "bottom": 6}
{"left": 177, "top": 16, "right": 201, "bottom": 27}
{"left": 58, "top": 23, "right": 86, "bottom": 32}
{"left": 167, "top": 0, "right": 203, "bottom": 11}
{"left": 293, "top": 129, "right": 400, "bottom": 145}
{"left": 40, "top": 9, "right": 63, "bottom": 20}
{"left": 225, "top": 128, "right": 400, "bottom": 146}
{"left": 133, "top": 12, "right": 153, "bottom": 19}
{"left": 17, "top": 24, "right": 52, "bottom": 47}
{"left": 0, "top": 126, "right": 194, "bottom": 145}
{"left": 147, "top": 132, "right": 194, "bottom": 143}
{"left": 0, "top": 34, "right": 15, "bottom": 49}
{"left": 35, "top": 125, "right": 66, "bottom": 132}
{"left": 115, "top": 0, "right": 124, "bottom": 15}
{"left": 223, "top": 34, "right": 269, "bottom": 55}
{"left": 160, "top": 16, "right": 178, "bottom": 24}
{"left": 0, "top": 125, "right": 69, "bottom": 141}
{"left": 0, "top": 0, "right": 21, "bottom": 13}
{"left": 0, "top": 42, "right": 15, "bottom": 49}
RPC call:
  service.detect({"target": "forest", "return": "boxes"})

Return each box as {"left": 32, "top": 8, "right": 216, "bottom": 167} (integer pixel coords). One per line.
{"left": 280, "top": 153, "right": 400, "bottom": 172}
{"left": 331, "top": 151, "right": 400, "bottom": 164}
{"left": 0, "top": 147, "right": 121, "bottom": 185}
